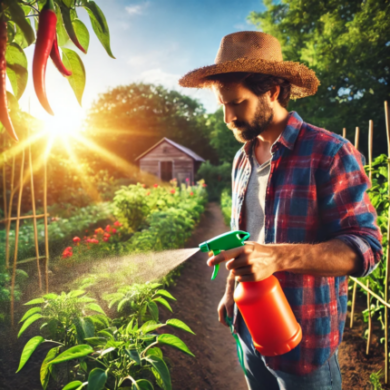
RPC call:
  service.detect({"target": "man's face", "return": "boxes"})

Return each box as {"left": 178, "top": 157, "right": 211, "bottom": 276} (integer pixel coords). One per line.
{"left": 213, "top": 82, "right": 273, "bottom": 143}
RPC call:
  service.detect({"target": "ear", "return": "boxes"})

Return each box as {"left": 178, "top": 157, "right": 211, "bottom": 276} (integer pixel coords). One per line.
{"left": 269, "top": 85, "right": 280, "bottom": 102}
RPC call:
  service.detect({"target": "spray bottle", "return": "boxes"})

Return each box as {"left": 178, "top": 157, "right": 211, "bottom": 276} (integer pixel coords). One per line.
{"left": 199, "top": 230, "right": 302, "bottom": 357}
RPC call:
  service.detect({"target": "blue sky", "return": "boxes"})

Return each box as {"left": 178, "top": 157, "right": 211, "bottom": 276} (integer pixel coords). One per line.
{"left": 18, "top": 0, "right": 265, "bottom": 127}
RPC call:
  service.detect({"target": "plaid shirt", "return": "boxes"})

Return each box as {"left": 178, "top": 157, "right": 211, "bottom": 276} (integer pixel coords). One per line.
{"left": 231, "top": 111, "right": 383, "bottom": 375}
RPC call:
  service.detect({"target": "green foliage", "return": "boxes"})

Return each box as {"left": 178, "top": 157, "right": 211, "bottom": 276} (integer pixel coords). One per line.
{"left": 369, "top": 369, "right": 383, "bottom": 390}
{"left": 220, "top": 188, "right": 232, "bottom": 227}
{"left": 197, "top": 161, "right": 232, "bottom": 201}
{"left": 248, "top": 0, "right": 390, "bottom": 157}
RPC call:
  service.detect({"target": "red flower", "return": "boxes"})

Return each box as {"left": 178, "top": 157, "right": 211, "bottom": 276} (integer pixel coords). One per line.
{"left": 114, "top": 221, "right": 122, "bottom": 227}
{"left": 65, "top": 246, "right": 72, "bottom": 252}
{"left": 190, "top": 192, "right": 194, "bottom": 196}
{"left": 170, "top": 189, "right": 176, "bottom": 194}
{"left": 186, "top": 178, "right": 189, "bottom": 182}
{"left": 111, "top": 228, "right": 117, "bottom": 234}
{"left": 62, "top": 247, "right": 73, "bottom": 258}
{"left": 153, "top": 183, "right": 158, "bottom": 188}
{"left": 141, "top": 184, "right": 146, "bottom": 188}
{"left": 95, "top": 227, "right": 104, "bottom": 235}
{"left": 202, "top": 183, "right": 207, "bottom": 187}
{"left": 103, "top": 236, "right": 109, "bottom": 242}
{"left": 90, "top": 239, "right": 99, "bottom": 244}
{"left": 105, "top": 225, "right": 111, "bottom": 232}
{"left": 73, "top": 236, "right": 80, "bottom": 243}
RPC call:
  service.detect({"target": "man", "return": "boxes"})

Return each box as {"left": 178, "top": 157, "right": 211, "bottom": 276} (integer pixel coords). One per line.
{"left": 179, "top": 31, "right": 383, "bottom": 389}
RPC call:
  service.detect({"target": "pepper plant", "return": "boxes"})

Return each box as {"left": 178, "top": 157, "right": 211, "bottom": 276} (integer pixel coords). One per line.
{"left": 0, "top": 0, "right": 114, "bottom": 141}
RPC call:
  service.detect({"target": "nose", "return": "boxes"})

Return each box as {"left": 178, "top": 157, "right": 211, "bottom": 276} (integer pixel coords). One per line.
{"left": 223, "top": 105, "right": 237, "bottom": 124}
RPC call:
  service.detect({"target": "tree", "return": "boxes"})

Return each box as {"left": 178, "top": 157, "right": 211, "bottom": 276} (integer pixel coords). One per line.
{"left": 248, "top": 0, "right": 390, "bottom": 157}
{"left": 84, "top": 83, "right": 219, "bottom": 172}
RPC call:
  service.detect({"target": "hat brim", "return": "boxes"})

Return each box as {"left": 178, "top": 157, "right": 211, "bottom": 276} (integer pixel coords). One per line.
{"left": 178, "top": 58, "right": 320, "bottom": 99}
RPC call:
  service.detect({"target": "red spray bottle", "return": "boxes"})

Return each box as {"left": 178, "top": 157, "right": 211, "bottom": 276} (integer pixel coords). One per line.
{"left": 199, "top": 230, "right": 302, "bottom": 357}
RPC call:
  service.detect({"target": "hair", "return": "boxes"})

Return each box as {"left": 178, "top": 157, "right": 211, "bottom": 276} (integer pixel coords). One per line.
{"left": 204, "top": 72, "right": 291, "bottom": 108}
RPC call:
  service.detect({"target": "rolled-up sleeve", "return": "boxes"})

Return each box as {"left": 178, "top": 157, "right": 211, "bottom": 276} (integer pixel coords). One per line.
{"left": 317, "top": 140, "right": 383, "bottom": 277}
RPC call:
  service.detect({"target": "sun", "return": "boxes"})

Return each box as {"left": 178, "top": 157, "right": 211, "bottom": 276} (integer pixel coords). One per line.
{"left": 42, "top": 109, "right": 85, "bottom": 139}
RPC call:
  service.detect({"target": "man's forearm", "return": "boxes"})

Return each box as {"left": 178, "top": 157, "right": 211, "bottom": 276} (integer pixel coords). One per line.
{"left": 225, "top": 270, "right": 236, "bottom": 293}
{"left": 277, "top": 238, "right": 363, "bottom": 277}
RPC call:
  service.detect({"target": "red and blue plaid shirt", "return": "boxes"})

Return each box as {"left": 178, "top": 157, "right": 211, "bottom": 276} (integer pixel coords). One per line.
{"left": 231, "top": 111, "right": 383, "bottom": 375}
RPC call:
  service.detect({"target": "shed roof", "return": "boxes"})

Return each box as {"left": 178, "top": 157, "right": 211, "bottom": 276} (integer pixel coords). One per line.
{"left": 135, "top": 137, "right": 205, "bottom": 162}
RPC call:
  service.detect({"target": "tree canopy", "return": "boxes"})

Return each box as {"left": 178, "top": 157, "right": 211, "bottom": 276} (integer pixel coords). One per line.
{"left": 248, "top": 0, "right": 390, "bottom": 157}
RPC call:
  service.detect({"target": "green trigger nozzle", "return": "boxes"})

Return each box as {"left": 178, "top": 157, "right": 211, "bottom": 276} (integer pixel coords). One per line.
{"left": 198, "top": 230, "right": 250, "bottom": 280}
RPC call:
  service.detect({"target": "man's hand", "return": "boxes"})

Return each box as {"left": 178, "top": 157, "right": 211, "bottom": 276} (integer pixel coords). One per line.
{"left": 208, "top": 241, "right": 285, "bottom": 282}
{"left": 218, "top": 290, "right": 235, "bottom": 327}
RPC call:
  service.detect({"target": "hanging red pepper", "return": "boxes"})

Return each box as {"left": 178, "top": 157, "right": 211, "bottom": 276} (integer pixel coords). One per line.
{"left": 50, "top": 35, "right": 72, "bottom": 77}
{"left": 32, "top": 0, "right": 57, "bottom": 115}
{"left": 0, "top": 15, "right": 18, "bottom": 142}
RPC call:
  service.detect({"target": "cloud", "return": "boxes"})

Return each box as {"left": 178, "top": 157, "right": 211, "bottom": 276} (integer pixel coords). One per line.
{"left": 127, "top": 43, "right": 180, "bottom": 68}
{"left": 125, "top": 2, "right": 150, "bottom": 15}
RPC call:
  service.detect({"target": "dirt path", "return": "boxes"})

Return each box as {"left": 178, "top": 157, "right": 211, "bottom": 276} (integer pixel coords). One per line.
{"left": 160, "top": 202, "right": 247, "bottom": 390}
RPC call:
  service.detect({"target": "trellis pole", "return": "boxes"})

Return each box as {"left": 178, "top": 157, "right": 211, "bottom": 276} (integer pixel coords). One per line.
{"left": 342, "top": 127, "right": 346, "bottom": 139}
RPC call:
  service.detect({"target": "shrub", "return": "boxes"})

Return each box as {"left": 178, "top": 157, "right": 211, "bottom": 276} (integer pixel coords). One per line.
{"left": 220, "top": 188, "right": 232, "bottom": 227}
{"left": 196, "top": 161, "right": 231, "bottom": 201}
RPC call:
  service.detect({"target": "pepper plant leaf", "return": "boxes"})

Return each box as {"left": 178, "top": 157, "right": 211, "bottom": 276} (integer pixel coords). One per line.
{"left": 155, "top": 290, "right": 176, "bottom": 301}
{"left": 24, "top": 297, "right": 45, "bottom": 305}
{"left": 3, "top": 0, "right": 35, "bottom": 47}
{"left": 157, "top": 334, "right": 195, "bottom": 357}
{"left": 16, "top": 336, "right": 45, "bottom": 373}
{"left": 166, "top": 319, "right": 195, "bottom": 335}
{"left": 5, "top": 42, "right": 27, "bottom": 99}
{"left": 139, "top": 320, "right": 163, "bottom": 334}
{"left": 19, "top": 307, "right": 42, "bottom": 323}
{"left": 132, "top": 379, "right": 154, "bottom": 390}
{"left": 144, "top": 355, "right": 171, "bottom": 390}
{"left": 18, "top": 314, "right": 43, "bottom": 338}
{"left": 86, "top": 303, "right": 105, "bottom": 315}
{"left": 62, "top": 381, "right": 85, "bottom": 390}
{"left": 40, "top": 346, "right": 60, "bottom": 390}
{"left": 73, "top": 19, "right": 90, "bottom": 54}
{"left": 60, "top": 4, "right": 85, "bottom": 52}
{"left": 147, "top": 301, "right": 159, "bottom": 322}
{"left": 153, "top": 297, "right": 173, "bottom": 312}
{"left": 54, "top": 3, "right": 70, "bottom": 47}
{"left": 86, "top": 368, "right": 107, "bottom": 390}
{"left": 62, "top": 0, "right": 75, "bottom": 7}
{"left": 49, "top": 344, "right": 94, "bottom": 365}
{"left": 82, "top": 1, "right": 115, "bottom": 58}
{"left": 61, "top": 48, "right": 86, "bottom": 106}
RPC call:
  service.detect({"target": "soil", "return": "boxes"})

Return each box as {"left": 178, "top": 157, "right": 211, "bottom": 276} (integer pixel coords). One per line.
{"left": 1, "top": 202, "right": 389, "bottom": 389}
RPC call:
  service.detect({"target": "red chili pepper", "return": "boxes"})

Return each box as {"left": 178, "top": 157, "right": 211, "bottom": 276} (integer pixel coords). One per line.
{"left": 33, "top": 0, "right": 57, "bottom": 115}
{"left": 0, "top": 17, "right": 18, "bottom": 142}
{"left": 50, "top": 35, "right": 72, "bottom": 77}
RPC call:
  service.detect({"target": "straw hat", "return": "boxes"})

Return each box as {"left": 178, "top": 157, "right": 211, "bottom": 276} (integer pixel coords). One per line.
{"left": 178, "top": 31, "right": 320, "bottom": 99}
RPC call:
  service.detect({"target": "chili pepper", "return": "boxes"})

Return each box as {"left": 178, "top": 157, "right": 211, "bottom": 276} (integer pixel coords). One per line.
{"left": 50, "top": 35, "right": 72, "bottom": 77}
{"left": 32, "top": 0, "right": 57, "bottom": 115}
{"left": 0, "top": 15, "right": 18, "bottom": 141}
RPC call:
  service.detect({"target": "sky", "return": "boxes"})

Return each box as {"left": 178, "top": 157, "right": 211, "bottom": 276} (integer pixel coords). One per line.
{"left": 17, "top": 0, "right": 265, "bottom": 129}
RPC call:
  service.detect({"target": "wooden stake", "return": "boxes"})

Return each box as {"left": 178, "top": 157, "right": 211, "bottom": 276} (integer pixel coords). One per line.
{"left": 2, "top": 137, "right": 7, "bottom": 233}
{"left": 5, "top": 154, "right": 15, "bottom": 269}
{"left": 28, "top": 132, "right": 42, "bottom": 290}
{"left": 10, "top": 148, "right": 25, "bottom": 326}
{"left": 384, "top": 100, "right": 390, "bottom": 384}
{"left": 368, "top": 120, "right": 373, "bottom": 183}
{"left": 355, "top": 126, "right": 360, "bottom": 150}
{"left": 366, "top": 279, "right": 372, "bottom": 355}
{"left": 43, "top": 153, "right": 49, "bottom": 293}
{"left": 350, "top": 281, "right": 357, "bottom": 328}
{"left": 342, "top": 128, "right": 347, "bottom": 139}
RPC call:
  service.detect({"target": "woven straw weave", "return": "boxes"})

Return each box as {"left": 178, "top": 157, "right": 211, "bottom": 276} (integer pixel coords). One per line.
{"left": 179, "top": 31, "right": 320, "bottom": 99}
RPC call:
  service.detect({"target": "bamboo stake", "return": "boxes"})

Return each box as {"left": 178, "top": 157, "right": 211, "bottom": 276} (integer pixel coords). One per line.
{"left": 342, "top": 128, "right": 347, "bottom": 139}
{"left": 366, "top": 279, "right": 372, "bottom": 355}
{"left": 355, "top": 126, "right": 360, "bottom": 150}
{"left": 384, "top": 100, "right": 390, "bottom": 384}
{"left": 5, "top": 154, "right": 16, "bottom": 269}
{"left": 43, "top": 154, "right": 49, "bottom": 293}
{"left": 350, "top": 277, "right": 390, "bottom": 308}
{"left": 2, "top": 137, "right": 7, "bottom": 233}
{"left": 28, "top": 132, "right": 42, "bottom": 290}
{"left": 368, "top": 120, "right": 373, "bottom": 183}
{"left": 350, "top": 126, "right": 361, "bottom": 328}
{"left": 10, "top": 148, "right": 25, "bottom": 326}
{"left": 0, "top": 213, "right": 49, "bottom": 223}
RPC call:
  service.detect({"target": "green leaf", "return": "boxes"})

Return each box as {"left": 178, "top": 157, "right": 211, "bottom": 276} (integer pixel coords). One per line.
{"left": 117, "top": 298, "right": 129, "bottom": 312}
{"left": 155, "top": 290, "right": 176, "bottom": 301}
{"left": 49, "top": 345, "right": 94, "bottom": 365}
{"left": 144, "top": 355, "right": 171, "bottom": 390}
{"left": 87, "top": 368, "right": 107, "bottom": 390}
{"left": 62, "top": 0, "right": 75, "bottom": 7}
{"left": 40, "top": 346, "right": 59, "bottom": 390}
{"left": 5, "top": 43, "right": 28, "bottom": 100}
{"left": 60, "top": 3, "right": 84, "bottom": 52}
{"left": 84, "top": 337, "right": 107, "bottom": 347}
{"left": 24, "top": 297, "right": 44, "bottom": 305}
{"left": 126, "top": 349, "right": 141, "bottom": 365}
{"left": 166, "top": 319, "right": 195, "bottom": 335}
{"left": 3, "top": 0, "right": 35, "bottom": 47}
{"left": 55, "top": 3, "right": 70, "bottom": 47}
{"left": 18, "top": 314, "right": 43, "bottom": 338}
{"left": 43, "top": 293, "right": 58, "bottom": 300}
{"left": 140, "top": 320, "right": 163, "bottom": 334}
{"left": 86, "top": 303, "right": 105, "bottom": 315}
{"left": 157, "top": 334, "right": 195, "bottom": 357}
{"left": 62, "top": 381, "right": 84, "bottom": 390}
{"left": 74, "top": 317, "right": 95, "bottom": 343}
{"left": 19, "top": 307, "right": 42, "bottom": 323}
{"left": 153, "top": 297, "right": 172, "bottom": 312}
{"left": 16, "top": 336, "right": 45, "bottom": 373}
{"left": 73, "top": 19, "right": 90, "bottom": 53}
{"left": 82, "top": 1, "right": 115, "bottom": 58}
{"left": 147, "top": 301, "right": 159, "bottom": 322}
{"left": 68, "top": 290, "right": 86, "bottom": 298}
{"left": 133, "top": 380, "right": 154, "bottom": 390}
{"left": 97, "top": 330, "right": 114, "bottom": 340}
{"left": 62, "top": 48, "right": 86, "bottom": 105}
{"left": 77, "top": 297, "right": 96, "bottom": 303}
{"left": 146, "top": 347, "right": 163, "bottom": 359}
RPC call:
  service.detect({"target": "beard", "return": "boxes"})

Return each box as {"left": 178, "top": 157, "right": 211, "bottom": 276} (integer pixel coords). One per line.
{"left": 227, "top": 95, "right": 274, "bottom": 143}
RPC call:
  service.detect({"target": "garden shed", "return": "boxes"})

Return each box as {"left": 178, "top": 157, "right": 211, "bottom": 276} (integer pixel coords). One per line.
{"left": 135, "top": 138, "right": 205, "bottom": 184}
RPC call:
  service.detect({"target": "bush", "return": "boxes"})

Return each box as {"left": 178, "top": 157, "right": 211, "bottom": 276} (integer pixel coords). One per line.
{"left": 220, "top": 188, "right": 232, "bottom": 227}
{"left": 196, "top": 161, "right": 231, "bottom": 201}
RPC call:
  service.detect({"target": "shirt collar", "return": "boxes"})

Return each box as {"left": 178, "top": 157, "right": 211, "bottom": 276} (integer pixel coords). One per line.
{"left": 243, "top": 111, "right": 304, "bottom": 156}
